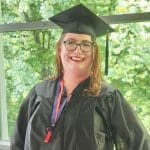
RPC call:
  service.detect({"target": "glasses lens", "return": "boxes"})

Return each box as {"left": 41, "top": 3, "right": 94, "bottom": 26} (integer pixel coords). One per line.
{"left": 64, "top": 40, "right": 76, "bottom": 51}
{"left": 81, "top": 42, "right": 93, "bottom": 52}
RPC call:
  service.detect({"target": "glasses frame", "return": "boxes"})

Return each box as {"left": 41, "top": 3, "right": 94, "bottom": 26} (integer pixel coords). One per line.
{"left": 63, "top": 40, "right": 95, "bottom": 52}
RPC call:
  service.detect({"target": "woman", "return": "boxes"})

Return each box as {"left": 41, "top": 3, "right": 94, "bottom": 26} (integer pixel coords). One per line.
{"left": 11, "top": 4, "right": 150, "bottom": 150}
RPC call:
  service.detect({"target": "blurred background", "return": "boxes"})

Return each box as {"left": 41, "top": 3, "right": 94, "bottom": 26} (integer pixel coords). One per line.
{"left": 0, "top": 0, "right": 150, "bottom": 140}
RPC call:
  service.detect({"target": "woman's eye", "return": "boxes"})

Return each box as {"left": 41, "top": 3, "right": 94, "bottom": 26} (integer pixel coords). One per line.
{"left": 66, "top": 41, "right": 76, "bottom": 45}
{"left": 82, "top": 43, "right": 92, "bottom": 47}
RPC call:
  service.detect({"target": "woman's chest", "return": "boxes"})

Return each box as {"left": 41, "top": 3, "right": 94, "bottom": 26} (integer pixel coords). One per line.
{"left": 25, "top": 95, "right": 105, "bottom": 150}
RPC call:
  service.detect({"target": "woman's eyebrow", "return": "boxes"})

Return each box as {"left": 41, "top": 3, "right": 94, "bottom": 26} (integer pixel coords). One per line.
{"left": 64, "top": 38, "right": 76, "bottom": 41}
{"left": 82, "top": 40, "right": 93, "bottom": 43}
{"left": 64, "top": 38, "right": 92, "bottom": 43}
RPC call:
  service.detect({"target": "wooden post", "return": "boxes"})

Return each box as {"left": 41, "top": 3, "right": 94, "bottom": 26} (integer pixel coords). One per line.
{"left": 0, "top": 0, "right": 8, "bottom": 140}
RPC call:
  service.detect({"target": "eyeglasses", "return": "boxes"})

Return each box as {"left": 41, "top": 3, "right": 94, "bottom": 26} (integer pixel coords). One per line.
{"left": 63, "top": 40, "right": 95, "bottom": 52}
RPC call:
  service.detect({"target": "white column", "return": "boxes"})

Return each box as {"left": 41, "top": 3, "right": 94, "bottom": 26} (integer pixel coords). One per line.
{"left": 0, "top": 0, "right": 9, "bottom": 140}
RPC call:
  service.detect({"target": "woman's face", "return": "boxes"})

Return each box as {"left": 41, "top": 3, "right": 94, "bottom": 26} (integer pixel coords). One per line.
{"left": 59, "top": 33, "right": 94, "bottom": 75}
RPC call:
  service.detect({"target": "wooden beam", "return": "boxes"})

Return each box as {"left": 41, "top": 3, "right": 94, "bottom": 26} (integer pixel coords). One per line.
{"left": 0, "top": 12, "right": 150, "bottom": 33}
{"left": 101, "top": 12, "right": 150, "bottom": 24}
{"left": 0, "top": 21, "right": 57, "bottom": 32}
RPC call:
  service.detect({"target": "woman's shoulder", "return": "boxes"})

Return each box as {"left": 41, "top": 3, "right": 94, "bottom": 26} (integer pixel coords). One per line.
{"left": 35, "top": 78, "right": 56, "bottom": 89}
{"left": 97, "top": 82, "right": 125, "bottom": 103}
{"left": 99, "top": 82, "right": 116, "bottom": 97}
{"left": 34, "top": 78, "right": 57, "bottom": 97}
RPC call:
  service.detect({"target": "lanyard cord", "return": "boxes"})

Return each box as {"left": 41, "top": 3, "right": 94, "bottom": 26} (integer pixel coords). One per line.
{"left": 44, "top": 79, "right": 67, "bottom": 143}
{"left": 53, "top": 79, "right": 64, "bottom": 124}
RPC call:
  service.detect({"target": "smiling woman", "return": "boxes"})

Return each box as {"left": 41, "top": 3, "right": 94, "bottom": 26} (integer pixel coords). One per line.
{"left": 55, "top": 32, "right": 101, "bottom": 96}
{"left": 10, "top": 4, "right": 150, "bottom": 150}
{"left": 61, "top": 34, "right": 93, "bottom": 73}
{"left": 57, "top": 33, "right": 95, "bottom": 97}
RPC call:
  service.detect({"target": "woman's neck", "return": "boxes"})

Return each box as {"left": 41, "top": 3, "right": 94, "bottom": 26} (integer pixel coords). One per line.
{"left": 62, "top": 71, "right": 89, "bottom": 97}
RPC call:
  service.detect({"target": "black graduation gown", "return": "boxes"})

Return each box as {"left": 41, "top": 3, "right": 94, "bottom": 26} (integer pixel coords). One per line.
{"left": 10, "top": 78, "right": 150, "bottom": 150}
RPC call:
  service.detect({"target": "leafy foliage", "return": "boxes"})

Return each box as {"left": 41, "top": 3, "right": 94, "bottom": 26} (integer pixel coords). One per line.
{"left": 1, "top": 0, "right": 150, "bottom": 136}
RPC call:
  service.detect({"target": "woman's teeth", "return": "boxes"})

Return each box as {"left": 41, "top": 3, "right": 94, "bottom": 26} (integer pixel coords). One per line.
{"left": 71, "top": 57, "right": 83, "bottom": 61}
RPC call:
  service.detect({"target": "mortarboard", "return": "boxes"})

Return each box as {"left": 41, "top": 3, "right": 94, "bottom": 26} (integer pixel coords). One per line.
{"left": 50, "top": 4, "right": 114, "bottom": 75}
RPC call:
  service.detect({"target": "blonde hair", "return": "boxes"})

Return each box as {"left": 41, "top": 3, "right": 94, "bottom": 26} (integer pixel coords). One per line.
{"left": 54, "top": 34, "right": 103, "bottom": 96}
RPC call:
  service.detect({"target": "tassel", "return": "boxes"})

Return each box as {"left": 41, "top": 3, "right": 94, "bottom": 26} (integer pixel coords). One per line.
{"left": 44, "top": 130, "right": 52, "bottom": 143}
{"left": 105, "top": 30, "right": 109, "bottom": 75}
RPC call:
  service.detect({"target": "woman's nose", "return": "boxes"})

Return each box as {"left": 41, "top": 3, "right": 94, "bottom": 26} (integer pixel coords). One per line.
{"left": 74, "top": 44, "right": 82, "bottom": 54}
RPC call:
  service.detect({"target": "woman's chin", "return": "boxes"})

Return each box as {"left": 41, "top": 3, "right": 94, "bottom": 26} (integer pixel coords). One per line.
{"left": 64, "top": 66, "right": 89, "bottom": 75}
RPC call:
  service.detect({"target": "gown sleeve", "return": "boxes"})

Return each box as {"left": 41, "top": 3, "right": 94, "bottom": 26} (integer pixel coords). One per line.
{"left": 10, "top": 87, "right": 37, "bottom": 150}
{"left": 109, "top": 89, "right": 150, "bottom": 150}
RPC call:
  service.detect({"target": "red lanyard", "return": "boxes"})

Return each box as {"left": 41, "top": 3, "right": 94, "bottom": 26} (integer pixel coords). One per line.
{"left": 44, "top": 79, "right": 67, "bottom": 143}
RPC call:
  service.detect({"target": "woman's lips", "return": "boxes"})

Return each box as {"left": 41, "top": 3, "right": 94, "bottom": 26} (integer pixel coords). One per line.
{"left": 70, "top": 56, "right": 84, "bottom": 62}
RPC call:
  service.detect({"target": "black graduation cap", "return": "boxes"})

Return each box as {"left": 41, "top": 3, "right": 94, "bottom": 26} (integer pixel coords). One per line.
{"left": 50, "top": 4, "right": 114, "bottom": 75}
